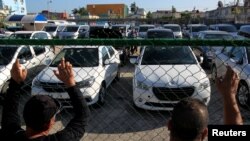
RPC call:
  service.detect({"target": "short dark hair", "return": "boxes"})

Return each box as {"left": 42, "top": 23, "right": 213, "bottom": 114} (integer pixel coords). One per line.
{"left": 170, "top": 98, "right": 208, "bottom": 140}
{"left": 23, "top": 95, "right": 60, "bottom": 132}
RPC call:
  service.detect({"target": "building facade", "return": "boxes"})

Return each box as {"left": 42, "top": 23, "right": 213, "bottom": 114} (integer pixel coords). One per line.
{"left": 152, "top": 10, "right": 181, "bottom": 19}
{"left": 205, "top": 6, "right": 249, "bottom": 23}
{"left": 0, "top": 0, "right": 27, "bottom": 15}
{"left": 87, "top": 4, "right": 128, "bottom": 18}
{"left": 41, "top": 10, "right": 68, "bottom": 20}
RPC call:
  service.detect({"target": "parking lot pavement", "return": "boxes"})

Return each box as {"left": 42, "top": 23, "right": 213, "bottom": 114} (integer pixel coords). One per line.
{"left": 0, "top": 64, "right": 250, "bottom": 141}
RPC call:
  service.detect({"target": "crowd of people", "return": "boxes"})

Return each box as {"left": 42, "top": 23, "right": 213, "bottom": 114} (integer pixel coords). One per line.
{"left": 0, "top": 58, "right": 244, "bottom": 141}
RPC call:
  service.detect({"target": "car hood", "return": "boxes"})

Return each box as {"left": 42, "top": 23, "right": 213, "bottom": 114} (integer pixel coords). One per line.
{"left": 37, "top": 67, "right": 98, "bottom": 83}
{"left": 135, "top": 65, "right": 208, "bottom": 87}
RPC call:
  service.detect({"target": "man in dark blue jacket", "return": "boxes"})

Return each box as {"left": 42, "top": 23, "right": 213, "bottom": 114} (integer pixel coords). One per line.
{"left": 1, "top": 58, "right": 90, "bottom": 141}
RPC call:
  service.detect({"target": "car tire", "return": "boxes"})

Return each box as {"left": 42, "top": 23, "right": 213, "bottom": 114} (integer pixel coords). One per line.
{"left": 0, "top": 81, "right": 10, "bottom": 105}
{"left": 211, "top": 65, "right": 217, "bottom": 82}
{"left": 236, "top": 81, "right": 250, "bottom": 108}
{"left": 97, "top": 84, "right": 107, "bottom": 106}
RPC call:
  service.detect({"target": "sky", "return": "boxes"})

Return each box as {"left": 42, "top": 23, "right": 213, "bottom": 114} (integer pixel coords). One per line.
{"left": 26, "top": 0, "right": 236, "bottom": 14}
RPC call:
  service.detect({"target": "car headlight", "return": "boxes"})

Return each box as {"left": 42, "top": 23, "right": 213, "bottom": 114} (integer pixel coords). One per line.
{"left": 136, "top": 80, "right": 150, "bottom": 90}
{"left": 198, "top": 80, "right": 210, "bottom": 91}
{"left": 77, "top": 76, "right": 95, "bottom": 88}
{"left": 32, "top": 78, "right": 41, "bottom": 87}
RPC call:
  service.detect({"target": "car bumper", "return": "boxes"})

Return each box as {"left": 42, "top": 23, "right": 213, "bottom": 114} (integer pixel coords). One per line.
{"left": 31, "top": 85, "right": 100, "bottom": 107}
{"left": 133, "top": 87, "right": 211, "bottom": 111}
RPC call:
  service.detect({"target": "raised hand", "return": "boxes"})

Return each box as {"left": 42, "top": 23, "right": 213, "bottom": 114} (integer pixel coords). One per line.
{"left": 11, "top": 59, "right": 27, "bottom": 84}
{"left": 216, "top": 66, "right": 240, "bottom": 98}
{"left": 53, "top": 58, "right": 75, "bottom": 87}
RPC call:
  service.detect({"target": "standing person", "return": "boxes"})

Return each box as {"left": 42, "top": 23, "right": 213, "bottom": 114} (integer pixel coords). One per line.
{"left": 0, "top": 58, "right": 90, "bottom": 141}
{"left": 168, "top": 98, "right": 209, "bottom": 141}
{"left": 168, "top": 66, "right": 243, "bottom": 141}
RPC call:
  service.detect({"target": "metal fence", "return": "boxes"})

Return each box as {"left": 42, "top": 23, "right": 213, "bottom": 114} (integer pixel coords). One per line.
{"left": 0, "top": 39, "right": 250, "bottom": 141}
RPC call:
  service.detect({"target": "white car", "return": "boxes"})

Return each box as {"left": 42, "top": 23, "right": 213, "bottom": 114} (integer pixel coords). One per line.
{"left": 163, "top": 24, "right": 183, "bottom": 38}
{"left": 9, "top": 31, "right": 52, "bottom": 39}
{"left": 59, "top": 25, "right": 89, "bottom": 39}
{"left": 0, "top": 45, "right": 55, "bottom": 95}
{"left": 31, "top": 46, "right": 120, "bottom": 107}
{"left": 42, "top": 25, "right": 66, "bottom": 38}
{"left": 130, "top": 46, "right": 211, "bottom": 110}
{"left": 138, "top": 24, "right": 155, "bottom": 38}
{"left": 212, "top": 46, "right": 250, "bottom": 108}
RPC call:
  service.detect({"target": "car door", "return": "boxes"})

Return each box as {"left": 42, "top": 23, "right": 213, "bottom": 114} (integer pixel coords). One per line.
{"left": 107, "top": 46, "right": 118, "bottom": 81}
{"left": 228, "top": 47, "right": 245, "bottom": 75}
{"left": 216, "top": 46, "right": 233, "bottom": 78}
{"left": 101, "top": 46, "right": 113, "bottom": 86}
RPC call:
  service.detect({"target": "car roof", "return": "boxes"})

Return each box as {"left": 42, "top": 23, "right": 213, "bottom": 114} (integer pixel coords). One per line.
{"left": 188, "top": 24, "right": 207, "bottom": 27}
{"left": 163, "top": 24, "right": 180, "bottom": 27}
{"left": 13, "top": 31, "right": 46, "bottom": 34}
{"left": 148, "top": 28, "right": 173, "bottom": 32}
{"left": 139, "top": 24, "right": 155, "bottom": 27}
{"left": 240, "top": 25, "right": 250, "bottom": 28}
{"left": 63, "top": 46, "right": 106, "bottom": 49}
{"left": 210, "top": 24, "right": 234, "bottom": 27}
{"left": 199, "top": 30, "right": 230, "bottom": 34}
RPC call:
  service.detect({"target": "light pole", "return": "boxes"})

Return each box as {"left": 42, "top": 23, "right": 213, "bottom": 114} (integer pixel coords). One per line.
{"left": 47, "top": 0, "right": 52, "bottom": 19}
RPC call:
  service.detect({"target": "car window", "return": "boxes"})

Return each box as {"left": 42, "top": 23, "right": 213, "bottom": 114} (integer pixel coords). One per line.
{"left": 141, "top": 46, "right": 196, "bottom": 65}
{"left": 102, "top": 47, "right": 110, "bottom": 62}
{"left": 18, "top": 47, "right": 33, "bottom": 60}
{"left": 231, "top": 47, "right": 243, "bottom": 61}
{"left": 222, "top": 47, "right": 233, "bottom": 56}
{"left": 57, "top": 26, "right": 65, "bottom": 32}
{"left": 0, "top": 47, "right": 18, "bottom": 65}
{"left": 39, "top": 33, "right": 49, "bottom": 39}
{"left": 33, "top": 46, "right": 46, "bottom": 56}
{"left": 107, "top": 46, "right": 115, "bottom": 57}
{"left": 50, "top": 48, "right": 99, "bottom": 67}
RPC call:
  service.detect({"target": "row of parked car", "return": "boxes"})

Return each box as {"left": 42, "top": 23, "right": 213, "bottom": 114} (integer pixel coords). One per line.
{"left": 1, "top": 22, "right": 250, "bottom": 111}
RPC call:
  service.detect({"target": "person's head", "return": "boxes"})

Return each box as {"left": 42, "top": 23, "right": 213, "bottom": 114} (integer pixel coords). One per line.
{"left": 23, "top": 95, "right": 61, "bottom": 134}
{"left": 168, "top": 98, "right": 208, "bottom": 141}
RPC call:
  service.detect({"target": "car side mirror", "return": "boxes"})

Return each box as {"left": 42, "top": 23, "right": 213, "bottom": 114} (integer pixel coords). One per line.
{"left": 196, "top": 55, "right": 203, "bottom": 64}
{"left": 19, "top": 59, "right": 27, "bottom": 64}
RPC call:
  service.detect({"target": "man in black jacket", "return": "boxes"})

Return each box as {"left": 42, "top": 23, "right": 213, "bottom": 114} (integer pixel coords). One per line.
{"left": 0, "top": 58, "right": 90, "bottom": 141}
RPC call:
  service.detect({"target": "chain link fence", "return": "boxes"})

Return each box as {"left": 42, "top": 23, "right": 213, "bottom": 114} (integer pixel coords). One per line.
{"left": 0, "top": 37, "right": 250, "bottom": 141}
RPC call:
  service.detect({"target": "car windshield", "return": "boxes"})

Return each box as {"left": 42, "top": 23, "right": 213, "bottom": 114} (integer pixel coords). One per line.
{"left": 191, "top": 26, "right": 208, "bottom": 32}
{"left": 241, "top": 27, "right": 250, "bottom": 33}
{"left": 0, "top": 47, "right": 18, "bottom": 65}
{"left": 63, "top": 26, "right": 79, "bottom": 32}
{"left": 147, "top": 31, "right": 174, "bottom": 38}
{"left": 204, "top": 34, "right": 233, "bottom": 40}
{"left": 164, "top": 26, "right": 180, "bottom": 32}
{"left": 141, "top": 46, "right": 197, "bottom": 65}
{"left": 218, "top": 26, "right": 237, "bottom": 32}
{"left": 139, "top": 26, "right": 154, "bottom": 32}
{"left": 9, "top": 33, "right": 32, "bottom": 39}
{"left": 43, "top": 26, "right": 57, "bottom": 32}
{"left": 50, "top": 48, "right": 99, "bottom": 67}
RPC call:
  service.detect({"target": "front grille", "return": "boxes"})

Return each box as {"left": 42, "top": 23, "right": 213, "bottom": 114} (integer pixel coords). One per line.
{"left": 41, "top": 82, "right": 67, "bottom": 92}
{"left": 152, "top": 87, "right": 195, "bottom": 101}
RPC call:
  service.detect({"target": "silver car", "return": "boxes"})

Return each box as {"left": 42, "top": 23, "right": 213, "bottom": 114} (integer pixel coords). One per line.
{"left": 212, "top": 46, "right": 250, "bottom": 108}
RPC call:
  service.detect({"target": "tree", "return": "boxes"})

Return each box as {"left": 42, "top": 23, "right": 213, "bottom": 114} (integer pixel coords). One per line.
{"left": 172, "top": 6, "right": 177, "bottom": 13}
{"left": 146, "top": 11, "right": 152, "bottom": 19}
{"left": 72, "top": 7, "right": 88, "bottom": 16}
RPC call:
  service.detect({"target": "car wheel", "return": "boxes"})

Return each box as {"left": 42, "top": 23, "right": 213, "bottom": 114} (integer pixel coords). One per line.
{"left": 97, "top": 84, "right": 107, "bottom": 106}
{"left": 0, "top": 81, "right": 10, "bottom": 105}
{"left": 211, "top": 65, "right": 217, "bottom": 82}
{"left": 236, "top": 82, "right": 250, "bottom": 108}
